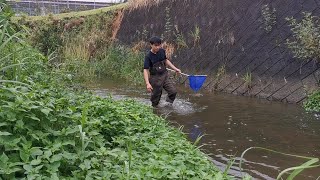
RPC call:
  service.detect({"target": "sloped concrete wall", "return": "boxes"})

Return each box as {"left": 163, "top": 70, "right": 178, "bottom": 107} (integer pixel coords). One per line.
{"left": 117, "top": 0, "right": 320, "bottom": 103}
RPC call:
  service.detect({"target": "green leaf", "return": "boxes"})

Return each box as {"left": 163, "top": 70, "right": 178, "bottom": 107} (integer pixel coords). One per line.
{"left": 65, "top": 127, "right": 79, "bottom": 135}
{"left": 30, "top": 148, "right": 43, "bottom": 156}
{"left": 29, "top": 115, "right": 40, "bottom": 121}
{"left": 62, "top": 152, "right": 76, "bottom": 160}
{"left": 62, "top": 140, "right": 75, "bottom": 146}
{"left": 185, "top": 170, "right": 195, "bottom": 176}
{"left": 277, "top": 158, "right": 319, "bottom": 180}
{"left": 0, "top": 153, "right": 9, "bottom": 163}
{"left": 79, "top": 163, "right": 86, "bottom": 170}
{"left": 50, "top": 154, "right": 62, "bottom": 163}
{"left": 84, "top": 159, "right": 91, "bottom": 170}
{"left": 41, "top": 108, "right": 52, "bottom": 116}
{"left": 52, "top": 142, "right": 62, "bottom": 151}
{"left": 0, "top": 62, "right": 28, "bottom": 72}
{"left": 0, "top": 123, "right": 7, "bottom": 127}
{"left": 8, "top": 167, "right": 22, "bottom": 174}
{"left": 30, "top": 158, "right": 42, "bottom": 166}
{"left": 0, "top": 80, "right": 31, "bottom": 87}
{"left": 51, "top": 173, "right": 59, "bottom": 180}
{"left": 34, "top": 165, "right": 43, "bottom": 171}
{"left": 43, "top": 150, "right": 52, "bottom": 160}
{"left": 15, "top": 120, "right": 24, "bottom": 129}
{"left": 9, "top": 162, "right": 25, "bottom": 167}
{"left": 23, "top": 164, "right": 32, "bottom": 172}
{"left": 215, "top": 172, "right": 223, "bottom": 179}
{"left": 0, "top": 131, "right": 11, "bottom": 136}
{"left": 48, "top": 161, "right": 60, "bottom": 173}
{"left": 20, "top": 150, "right": 30, "bottom": 162}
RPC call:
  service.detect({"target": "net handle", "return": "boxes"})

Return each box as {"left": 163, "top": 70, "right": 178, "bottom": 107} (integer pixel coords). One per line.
{"left": 166, "top": 68, "right": 189, "bottom": 76}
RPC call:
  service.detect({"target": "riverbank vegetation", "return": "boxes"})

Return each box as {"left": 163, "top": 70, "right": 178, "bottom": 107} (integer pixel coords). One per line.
{"left": 1, "top": 2, "right": 233, "bottom": 179}
{"left": 13, "top": 3, "right": 144, "bottom": 84}
{"left": 17, "top": 4, "right": 320, "bottom": 113}
{"left": 286, "top": 13, "right": 320, "bottom": 112}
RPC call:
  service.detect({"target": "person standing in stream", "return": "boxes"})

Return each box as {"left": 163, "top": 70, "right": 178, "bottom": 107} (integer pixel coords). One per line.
{"left": 143, "top": 36, "right": 181, "bottom": 107}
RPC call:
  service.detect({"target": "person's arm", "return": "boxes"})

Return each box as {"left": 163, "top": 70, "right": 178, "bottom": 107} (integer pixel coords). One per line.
{"left": 144, "top": 69, "right": 153, "bottom": 92}
{"left": 143, "top": 55, "right": 153, "bottom": 92}
{"left": 165, "top": 59, "right": 181, "bottom": 74}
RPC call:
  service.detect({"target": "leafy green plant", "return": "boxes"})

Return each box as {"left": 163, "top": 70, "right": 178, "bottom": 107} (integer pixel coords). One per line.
{"left": 286, "top": 13, "right": 320, "bottom": 62}
{"left": 304, "top": 90, "right": 320, "bottom": 112}
{"left": 1, "top": 6, "right": 233, "bottom": 179}
{"left": 173, "top": 25, "right": 187, "bottom": 50}
{"left": 1, "top": 31, "right": 228, "bottom": 180}
{"left": 261, "top": 4, "right": 277, "bottom": 33}
{"left": 175, "top": 32, "right": 188, "bottom": 49}
{"left": 190, "top": 25, "right": 201, "bottom": 46}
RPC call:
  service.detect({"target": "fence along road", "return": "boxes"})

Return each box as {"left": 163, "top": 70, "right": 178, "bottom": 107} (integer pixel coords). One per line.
{"left": 7, "top": 0, "right": 126, "bottom": 15}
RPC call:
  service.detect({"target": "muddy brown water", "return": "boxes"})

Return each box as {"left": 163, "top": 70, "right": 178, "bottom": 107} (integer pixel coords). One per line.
{"left": 88, "top": 78, "right": 320, "bottom": 180}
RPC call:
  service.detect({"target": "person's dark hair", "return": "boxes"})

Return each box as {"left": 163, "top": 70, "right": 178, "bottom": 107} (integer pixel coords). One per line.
{"left": 149, "top": 36, "right": 162, "bottom": 45}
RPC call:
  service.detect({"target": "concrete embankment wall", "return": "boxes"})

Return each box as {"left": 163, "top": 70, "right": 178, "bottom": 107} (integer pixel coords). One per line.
{"left": 116, "top": 0, "right": 320, "bottom": 103}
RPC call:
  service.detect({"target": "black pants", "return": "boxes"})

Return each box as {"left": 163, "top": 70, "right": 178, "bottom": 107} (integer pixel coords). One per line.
{"left": 149, "top": 71, "right": 177, "bottom": 107}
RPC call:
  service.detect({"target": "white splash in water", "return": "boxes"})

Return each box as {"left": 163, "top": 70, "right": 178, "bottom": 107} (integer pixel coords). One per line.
{"left": 91, "top": 88, "right": 203, "bottom": 116}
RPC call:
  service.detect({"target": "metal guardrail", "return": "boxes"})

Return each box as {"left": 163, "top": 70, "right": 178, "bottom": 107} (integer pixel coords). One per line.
{"left": 7, "top": 0, "right": 127, "bottom": 16}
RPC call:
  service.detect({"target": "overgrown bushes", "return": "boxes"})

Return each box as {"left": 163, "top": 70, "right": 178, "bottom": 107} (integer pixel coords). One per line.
{"left": 286, "top": 13, "right": 320, "bottom": 62}
{"left": 286, "top": 13, "right": 320, "bottom": 112}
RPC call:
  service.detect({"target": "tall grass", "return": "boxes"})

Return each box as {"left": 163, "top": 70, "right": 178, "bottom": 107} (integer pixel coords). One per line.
{"left": 240, "top": 147, "right": 320, "bottom": 180}
{"left": 16, "top": 8, "right": 118, "bottom": 81}
{"left": 1, "top": 7, "right": 46, "bottom": 84}
{"left": 59, "top": 37, "right": 97, "bottom": 80}
{"left": 127, "top": 0, "right": 163, "bottom": 10}
{"left": 63, "top": 39, "right": 91, "bottom": 62}
{"left": 127, "top": 0, "right": 189, "bottom": 10}
{"left": 12, "top": 3, "right": 127, "bottom": 21}
{"left": 95, "top": 44, "right": 144, "bottom": 85}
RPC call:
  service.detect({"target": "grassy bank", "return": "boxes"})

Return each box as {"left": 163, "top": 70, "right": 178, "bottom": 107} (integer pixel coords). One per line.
{"left": 1, "top": 3, "right": 233, "bottom": 179}
{"left": 13, "top": 2, "right": 145, "bottom": 84}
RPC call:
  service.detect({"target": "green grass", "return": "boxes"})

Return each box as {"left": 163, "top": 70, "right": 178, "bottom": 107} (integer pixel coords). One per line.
{"left": 12, "top": 3, "right": 127, "bottom": 21}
